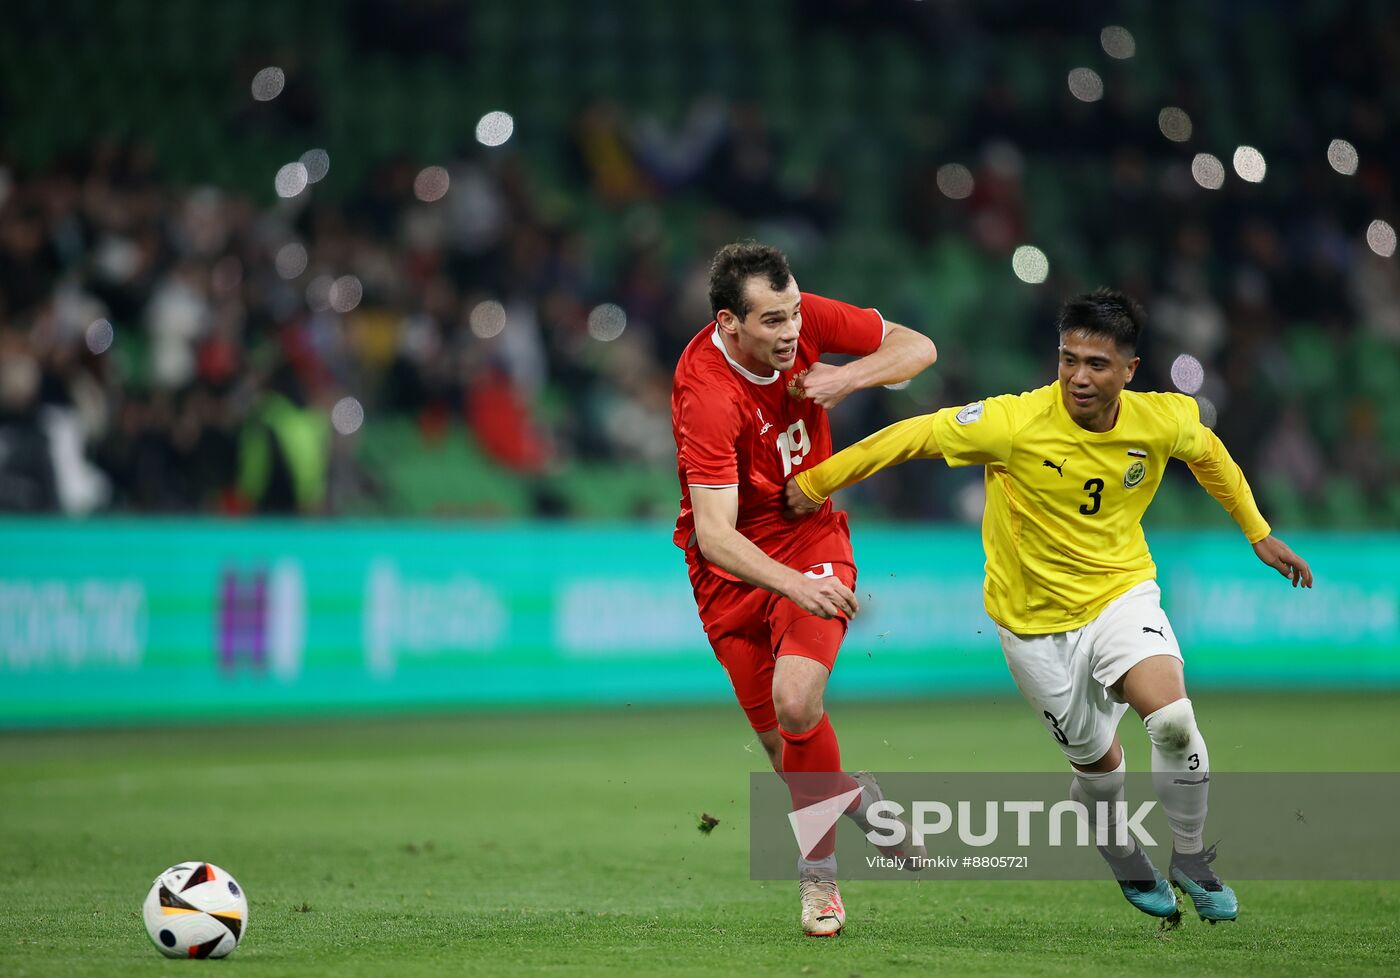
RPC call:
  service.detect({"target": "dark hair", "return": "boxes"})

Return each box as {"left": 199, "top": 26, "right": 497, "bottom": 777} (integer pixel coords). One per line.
{"left": 708, "top": 241, "right": 792, "bottom": 319}
{"left": 1056, "top": 288, "right": 1145, "bottom": 354}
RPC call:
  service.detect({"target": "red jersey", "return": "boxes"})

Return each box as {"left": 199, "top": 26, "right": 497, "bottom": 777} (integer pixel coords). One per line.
{"left": 671, "top": 292, "right": 886, "bottom": 578}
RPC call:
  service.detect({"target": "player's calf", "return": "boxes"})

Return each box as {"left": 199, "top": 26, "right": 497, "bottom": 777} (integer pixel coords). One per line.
{"left": 1141, "top": 698, "right": 1239, "bottom": 921}
{"left": 1144, "top": 698, "right": 1211, "bottom": 856}
{"left": 756, "top": 727, "right": 783, "bottom": 772}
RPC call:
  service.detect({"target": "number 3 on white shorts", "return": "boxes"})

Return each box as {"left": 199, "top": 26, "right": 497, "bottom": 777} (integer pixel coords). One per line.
{"left": 776, "top": 419, "right": 810, "bottom": 477}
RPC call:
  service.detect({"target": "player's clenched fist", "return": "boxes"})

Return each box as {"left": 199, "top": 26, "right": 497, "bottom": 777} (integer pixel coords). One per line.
{"left": 783, "top": 477, "right": 822, "bottom": 518}
{"left": 790, "top": 362, "right": 856, "bottom": 409}
{"left": 786, "top": 573, "right": 859, "bottom": 620}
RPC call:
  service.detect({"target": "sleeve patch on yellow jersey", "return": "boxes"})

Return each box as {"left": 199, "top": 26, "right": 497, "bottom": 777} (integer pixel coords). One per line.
{"left": 955, "top": 401, "right": 984, "bottom": 425}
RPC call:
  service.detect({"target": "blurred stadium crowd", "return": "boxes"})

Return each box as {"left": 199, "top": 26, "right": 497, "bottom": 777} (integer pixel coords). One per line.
{"left": 0, "top": 0, "right": 1396, "bottom": 524}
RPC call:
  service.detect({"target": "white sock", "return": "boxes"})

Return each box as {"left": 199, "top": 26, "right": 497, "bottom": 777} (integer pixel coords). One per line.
{"left": 1072, "top": 753, "right": 1133, "bottom": 859}
{"left": 798, "top": 853, "right": 837, "bottom": 879}
{"left": 1144, "top": 697, "right": 1210, "bottom": 855}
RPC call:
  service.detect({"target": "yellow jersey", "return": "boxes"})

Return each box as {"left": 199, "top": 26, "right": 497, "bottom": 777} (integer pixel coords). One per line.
{"left": 796, "top": 383, "right": 1271, "bottom": 634}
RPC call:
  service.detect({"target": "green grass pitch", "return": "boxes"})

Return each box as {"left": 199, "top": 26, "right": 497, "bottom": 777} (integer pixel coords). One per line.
{"left": 2, "top": 693, "right": 1397, "bottom": 977}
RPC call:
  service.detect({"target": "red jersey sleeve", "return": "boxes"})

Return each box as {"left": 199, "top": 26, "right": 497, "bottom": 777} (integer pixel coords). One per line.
{"left": 800, "top": 291, "right": 886, "bottom": 357}
{"left": 677, "top": 382, "right": 743, "bottom": 486}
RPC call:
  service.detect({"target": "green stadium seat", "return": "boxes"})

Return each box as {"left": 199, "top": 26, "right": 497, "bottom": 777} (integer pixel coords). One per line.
{"left": 1316, "top": 476, "right": 1370, "bottom": 531}
{"left": 1383, "top": 484, "right": 1400, "bottom": 527}
{"left": 357, "top": 420, "right": 530, "bottom": 518}
{"left": 1259, "top": 476, "right": 1310, "bottom": 530}
{"left": 1353, "top": 336, "right": 1400, "bottom": 401}
{"left": 1143, "top": 476, "right": 1189, "bottom": 528}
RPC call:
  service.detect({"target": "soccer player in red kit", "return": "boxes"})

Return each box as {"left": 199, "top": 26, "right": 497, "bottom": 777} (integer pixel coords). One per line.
{"left": 672, "top": 242, "right": 937, "bottom": 935}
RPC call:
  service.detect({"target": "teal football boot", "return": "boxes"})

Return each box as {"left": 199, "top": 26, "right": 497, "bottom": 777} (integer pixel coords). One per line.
{"left": 1098, "top": 845, "right": 1179, "bottom": 918}
{"left": 1170, "top": 844, "right": 1238, "bottom": 923}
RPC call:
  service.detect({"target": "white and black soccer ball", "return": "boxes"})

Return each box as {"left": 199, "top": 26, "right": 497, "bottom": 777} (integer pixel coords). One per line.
{"left": 142, "top": 861, "right": 248, "bottom": 959}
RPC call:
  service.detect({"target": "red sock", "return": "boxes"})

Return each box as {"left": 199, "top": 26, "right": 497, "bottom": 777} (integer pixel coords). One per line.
{"left": 781, "top": 712, "right": 858, "bottom": 861}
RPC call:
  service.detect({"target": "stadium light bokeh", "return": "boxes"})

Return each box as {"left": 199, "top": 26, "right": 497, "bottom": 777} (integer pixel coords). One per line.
{"left": 1232, "top": 146, "right": 1267, "bottom": 183}
{"left": 1099, "top": 26, "right": 1136, "bottom": 60}
{"left": 1367, "top": 220, "right": 1396, "bottom": 258}
{"left": 1327, "top": 139, "right": 1358, "bottom": 175}
{"left": 274, "top": 162, "right": 309, "bottom": 198}
{"left": 275, "top": 242, "right": 309, "bottom": 280}
{"left": 1191, "top": 153, "right": 1225, "bottom": 190}
{"left": 249, "top": 66, "right": 284, "bottom": 101}
{"left": 1170, "top": 354, "right": 1205, "bottom": 396}
{"left": 475, "top": 111, "right": 515, "bottom": 147}
{"left": 587, "top": 303, "right": 628, "bottom": 342}
{"left": 305, "top": 274, "right": 334, "bottom": 313}
{"left": 85, "top": 318, "right": 114, "bottom": 356}
{"left": 1011, "top": 246, "right": 1049, "bottom": 284}
{"left": 329, "top": 276, "right": 363, "bottom": 314}
{"left": 414, "top": 165, "right": 451, "bottom": 202}
{"left": 332, "top": 397, "right": 366, "bottom": 436}
{"left": 935, "top": 163, "right": 974, "bottom": 200}
{"left": 1195, "top": 396, "right": 1219, "bottom": 429}
{"left": 1157, "top": 107, "right": 1192, "bottom": 143}
{"left": 300, "top": 149, "right": 331, "bottom": 185}
{"left": 1067, "top": 67, "right": 1104, "bottom": 103}
{"left": 469, "top": 300, "right": 508, "bottom": 339}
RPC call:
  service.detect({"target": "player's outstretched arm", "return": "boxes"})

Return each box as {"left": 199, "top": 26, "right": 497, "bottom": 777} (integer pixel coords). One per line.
{"left": 795, "top": 323, "right": 936, "bottom": 409}
{"left": 1180, "top": 423, "right": 1272, "bottom": 540}
{"left": 1177, "top": 420, "right": 1313, "bottom": 589}
{"left": 1252, "top": 535, "right": 1313, "bottom": 588}
{"left": 783, "top": 414, "right": 945, "bottom": 517}
{"left": 690, "top": 486, "right": 858, "bottom": 618}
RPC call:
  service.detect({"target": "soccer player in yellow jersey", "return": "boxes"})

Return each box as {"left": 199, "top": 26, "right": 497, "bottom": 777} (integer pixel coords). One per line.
{"left": 785, "top": 289, "right": 1313, "bottom": 923}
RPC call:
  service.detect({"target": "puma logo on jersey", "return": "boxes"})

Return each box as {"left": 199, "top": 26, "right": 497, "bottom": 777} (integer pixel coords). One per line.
{"left": 1043, "top": 458, "right": 1066, "bottom": 477}
{"left": 756, "top": 409, "right": 773, "bottom": 436}
{"left": 1142, "top": 625, "right": 1166, "bottom": 639}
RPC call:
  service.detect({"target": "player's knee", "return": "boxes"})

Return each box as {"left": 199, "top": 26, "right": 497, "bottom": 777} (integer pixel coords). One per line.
{"left": 772, "top": 688, "right": 822, "bottom": 733}
{"left": 1143, "top": 697, "right": 1197, "bottom": 754}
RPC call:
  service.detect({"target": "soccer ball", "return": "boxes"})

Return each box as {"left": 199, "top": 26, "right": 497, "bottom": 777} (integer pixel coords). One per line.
{"left": 142, "top": 862, "right": 248, "bottom": 959}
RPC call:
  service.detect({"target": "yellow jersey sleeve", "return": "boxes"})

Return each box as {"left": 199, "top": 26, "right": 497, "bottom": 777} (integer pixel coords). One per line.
{"left": 1169, "top": 396, "right": 1272, "bottom": 543}
{"left": 795, "top": 395, "right": 1021, "bottom": 502}
{"left": 929, "top": 397, "right": 1018, "bottom": 468}
{"left": 795, "top": 413, "right": 944, "bottom": 502}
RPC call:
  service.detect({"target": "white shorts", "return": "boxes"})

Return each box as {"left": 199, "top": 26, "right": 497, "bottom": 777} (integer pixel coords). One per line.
{"left": 996, "top": 580, "right": 1183, "bottom": 766}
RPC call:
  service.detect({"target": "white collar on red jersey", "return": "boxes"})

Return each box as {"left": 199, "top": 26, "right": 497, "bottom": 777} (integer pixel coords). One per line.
{"left": 710, "top": 326, "right": 780, "bottom": 385}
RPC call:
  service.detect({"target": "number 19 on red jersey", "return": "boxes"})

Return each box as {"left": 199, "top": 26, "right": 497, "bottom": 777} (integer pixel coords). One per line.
{"left": 776, "top": 419, "right": 811, "bottom": 477}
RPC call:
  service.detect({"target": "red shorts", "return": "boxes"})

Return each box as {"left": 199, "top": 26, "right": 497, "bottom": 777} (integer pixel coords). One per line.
{"left": 687, "top": 528, "right": 857, "bottom": 732}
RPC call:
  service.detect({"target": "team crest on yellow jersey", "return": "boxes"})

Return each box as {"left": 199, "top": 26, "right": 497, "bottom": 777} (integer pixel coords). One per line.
{"left": 1123, "top": 460, "right": 1147, "bottom": 488}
